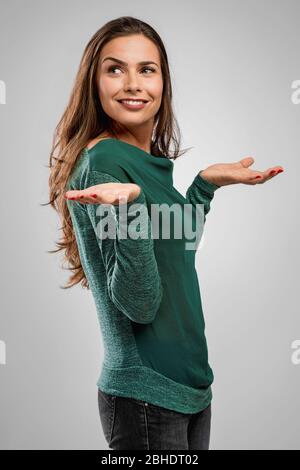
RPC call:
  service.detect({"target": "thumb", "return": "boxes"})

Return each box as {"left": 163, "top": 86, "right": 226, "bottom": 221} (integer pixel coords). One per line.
{"left": 240, "top": 156, "right": 255, "bottom": 168}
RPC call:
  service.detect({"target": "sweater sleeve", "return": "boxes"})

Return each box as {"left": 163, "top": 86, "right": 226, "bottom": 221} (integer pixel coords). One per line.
{"left": 84, "top": 170, "right": 163, "bottom": 325}
{"left": 185, "top": 171, "right": 220, "bottom": 225}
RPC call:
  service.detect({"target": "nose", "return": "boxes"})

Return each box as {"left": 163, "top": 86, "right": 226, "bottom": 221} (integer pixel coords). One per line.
{"left": 124, "top": 69, "right": 142, "bottom": 92}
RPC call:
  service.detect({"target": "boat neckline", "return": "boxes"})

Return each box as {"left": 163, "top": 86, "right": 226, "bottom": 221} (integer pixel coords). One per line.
{"left": 85, "top": 137, "right": 172, "bottom": 161}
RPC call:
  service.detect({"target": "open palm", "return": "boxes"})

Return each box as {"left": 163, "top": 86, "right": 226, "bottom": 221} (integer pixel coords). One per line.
{"left": 200, "top": 157, "right": 284, "bottom": 187}
{"left": 64, "top": 182, "right": 141, "bottom": 205}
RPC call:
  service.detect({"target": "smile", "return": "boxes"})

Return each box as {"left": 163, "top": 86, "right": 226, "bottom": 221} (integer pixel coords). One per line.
{"left": 117, "top": 99, "right": 149, "bottom": 110}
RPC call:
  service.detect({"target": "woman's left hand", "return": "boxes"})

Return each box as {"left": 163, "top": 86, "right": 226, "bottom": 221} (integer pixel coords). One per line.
{"left": 200, "top": 157, "right": 284, "bottom": 187}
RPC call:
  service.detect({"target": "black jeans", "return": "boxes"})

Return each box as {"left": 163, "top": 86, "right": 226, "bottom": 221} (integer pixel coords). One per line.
{"left": 97, "top": 388, "right": 212, "bottom": 450}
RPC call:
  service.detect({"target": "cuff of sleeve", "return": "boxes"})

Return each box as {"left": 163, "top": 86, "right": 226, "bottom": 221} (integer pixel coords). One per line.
{"left": 194, "top": 171, "right": 221, "bottom": 195}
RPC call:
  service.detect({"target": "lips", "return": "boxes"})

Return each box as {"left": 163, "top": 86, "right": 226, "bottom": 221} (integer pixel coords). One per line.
{"left": 116, "top": 99, "right": 149, "bottom": 111}
{"left": 117, "top": 99, "right": 149, "bottom": 103}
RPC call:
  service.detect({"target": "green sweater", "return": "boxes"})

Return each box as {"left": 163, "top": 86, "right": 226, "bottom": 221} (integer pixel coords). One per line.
{"left": 66, "top": 138, "right": 220, "bottom": 414}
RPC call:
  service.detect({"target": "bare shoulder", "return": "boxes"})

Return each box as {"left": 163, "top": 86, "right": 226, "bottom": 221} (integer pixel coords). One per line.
{"left": 86, "top": 133, "right": 112, "bottom": 151}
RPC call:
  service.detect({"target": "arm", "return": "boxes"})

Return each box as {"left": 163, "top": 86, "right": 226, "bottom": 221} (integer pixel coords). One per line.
{"left": 186, "top": 171, "right": 220, "bottom": 225}
{"left": 84, "top": 170, "right": 163, "bottom": 324}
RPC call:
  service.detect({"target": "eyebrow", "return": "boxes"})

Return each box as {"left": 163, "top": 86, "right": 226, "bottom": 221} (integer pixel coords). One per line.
{"left": 102, "top": 56, "right": 159, "bottom": 67}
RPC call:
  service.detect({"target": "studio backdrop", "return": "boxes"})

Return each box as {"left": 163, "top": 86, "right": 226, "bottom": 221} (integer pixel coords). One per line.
{"left": 0, "top": 0, "right": 299, "bottom": 450}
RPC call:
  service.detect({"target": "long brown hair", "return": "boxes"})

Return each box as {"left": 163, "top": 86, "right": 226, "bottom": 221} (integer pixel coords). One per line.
{"left": 47, "top": 16, "right": 191, "bottom": 290}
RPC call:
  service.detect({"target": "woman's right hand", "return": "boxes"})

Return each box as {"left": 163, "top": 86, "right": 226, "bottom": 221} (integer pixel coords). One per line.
{"left": 64, "top": 182, "right": 141, "bottom": 205}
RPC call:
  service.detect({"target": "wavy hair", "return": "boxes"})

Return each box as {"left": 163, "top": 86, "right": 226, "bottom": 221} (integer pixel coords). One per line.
{"left": 47, "top": 16, "right": 191, "bottom": 289}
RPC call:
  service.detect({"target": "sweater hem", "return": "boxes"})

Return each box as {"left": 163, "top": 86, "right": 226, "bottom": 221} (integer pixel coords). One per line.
{"left": 97, "top": 363, "right": 213, "bottom": 414}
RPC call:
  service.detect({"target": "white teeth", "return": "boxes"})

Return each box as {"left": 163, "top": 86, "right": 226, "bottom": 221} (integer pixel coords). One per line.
{"left": 120, "top": 100, "right": 145, "bottom": 105}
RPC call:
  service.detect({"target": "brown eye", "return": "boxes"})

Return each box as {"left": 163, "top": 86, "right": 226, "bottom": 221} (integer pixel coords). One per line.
{"left": 108, "top": 65, "right": 122, "bottom": 74}
{"left": 142, "top": 67, "right": 155, "bottom": 74}
{"left": 107, "top": 65, "right": 156, "bottom": 74}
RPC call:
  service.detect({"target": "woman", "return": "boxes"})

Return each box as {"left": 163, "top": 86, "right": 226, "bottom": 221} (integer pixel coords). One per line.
{"left": 49, "top": 16, "right": 283, "bottom": 450}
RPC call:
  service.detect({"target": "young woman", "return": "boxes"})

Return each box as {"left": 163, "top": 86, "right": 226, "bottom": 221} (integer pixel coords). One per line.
{"left": 48, "top": 16, "right": 283, "bottom": 450}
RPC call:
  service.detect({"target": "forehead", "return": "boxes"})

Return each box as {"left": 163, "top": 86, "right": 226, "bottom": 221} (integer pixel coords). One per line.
{"left": 99, "top": 35, "right": 160, "bottom": 64}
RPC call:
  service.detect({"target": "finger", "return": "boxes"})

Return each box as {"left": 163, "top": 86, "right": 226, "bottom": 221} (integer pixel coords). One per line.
{"left": 257, "top": 168, "right": 276, "bottom": 182}
{"left": 240, "top": 156, "right": 255, "bottom": 168}
{"left": 65, "top": 189, "right": 100, "bottom": 204}
{"left": 249, "top": 166, "right": 284, "bottom": 185}
{"left": 64, "top": 190, "right": 82, "bottom": 200}
{"left": 266, "top": 166, "right": 284, "bottom": 177}
{"left": 259, "top": 166, "right": 284, "bottom": 182}
{"left": 77, "top": 195, "right": 99, "bottom": 204}
{"left": 250, "top": 172, "right": 264, "bottom": 182}
{"left": 84, "top": 188, "right": 124, "bottom": 205}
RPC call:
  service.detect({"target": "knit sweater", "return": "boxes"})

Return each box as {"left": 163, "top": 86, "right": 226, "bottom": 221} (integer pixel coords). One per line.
{"left": 66, "top": 138, "right": 220, "bottom": 414}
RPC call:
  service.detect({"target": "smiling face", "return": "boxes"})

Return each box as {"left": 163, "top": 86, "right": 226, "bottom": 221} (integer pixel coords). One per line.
{"left": 97, "top": 34, "right": 163, "bottom": 137}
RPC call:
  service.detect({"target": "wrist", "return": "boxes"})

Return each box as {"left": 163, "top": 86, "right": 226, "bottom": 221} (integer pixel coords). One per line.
{"left": 199, "top": 170, "right": 221, "bottom": 189}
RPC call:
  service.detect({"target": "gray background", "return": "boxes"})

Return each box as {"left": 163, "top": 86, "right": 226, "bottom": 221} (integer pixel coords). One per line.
{"left": 0, "top": 0, "right": 299, "bottom": 450}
